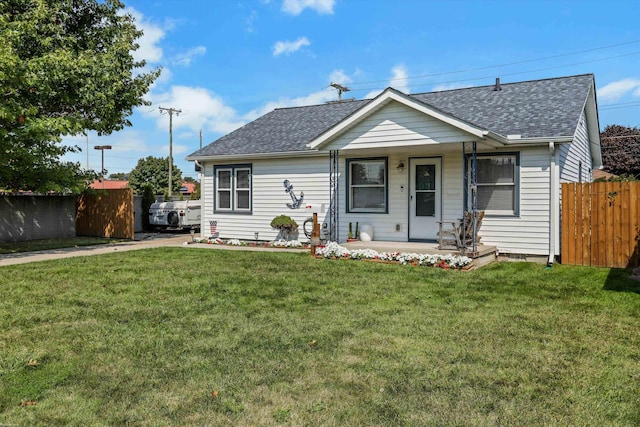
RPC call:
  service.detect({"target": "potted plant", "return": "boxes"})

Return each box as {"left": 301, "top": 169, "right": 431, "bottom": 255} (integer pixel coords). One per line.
{"left": 270, "top": 215, "right": 298, "bottom": 241}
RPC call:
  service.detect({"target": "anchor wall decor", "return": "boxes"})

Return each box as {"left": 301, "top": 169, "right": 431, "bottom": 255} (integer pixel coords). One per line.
{"left": 283, "top": 179, "right": 304, "bottom": 209}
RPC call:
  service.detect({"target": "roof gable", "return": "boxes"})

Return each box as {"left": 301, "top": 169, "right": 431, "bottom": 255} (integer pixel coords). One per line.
{"left": 307, "top": 87, "right": 489, "bottom": 150}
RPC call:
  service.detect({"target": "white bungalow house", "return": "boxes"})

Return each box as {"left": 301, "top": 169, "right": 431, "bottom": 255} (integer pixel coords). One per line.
{"left": 186, "top": 74, "right": 601, "bottom": 261}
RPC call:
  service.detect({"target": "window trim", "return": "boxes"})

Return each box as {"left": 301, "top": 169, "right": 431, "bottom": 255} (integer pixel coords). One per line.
{"left": 465, "top": 152, "right": 519, "bottom": 217}
{"left": 214, "top": 164, "right": 252, "bottom": 214}
{"left": 346, "top": 157, "right": 388, "bottom": 214}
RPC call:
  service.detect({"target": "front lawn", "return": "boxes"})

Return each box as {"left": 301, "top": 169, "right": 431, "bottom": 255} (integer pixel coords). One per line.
{"left": 0, "top": 248, "right": 638, "bottom": 426}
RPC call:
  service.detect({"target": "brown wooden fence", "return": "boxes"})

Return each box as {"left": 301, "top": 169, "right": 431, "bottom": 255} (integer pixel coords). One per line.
{"left": 76, "top": 188, "right": 134, "bottom": 239}
{"left": 562, "top": 182, "right": 640, "bottom": 268}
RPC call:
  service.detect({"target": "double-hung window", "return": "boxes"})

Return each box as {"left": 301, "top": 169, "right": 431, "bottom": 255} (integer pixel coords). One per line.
{"left": 347, "top": 158, "right": 387, "bottom": 213}
{"left": 215, "top": 164, "right": 252, "bottom": 213}
{"left": 469, "top": 153, "right": 519, "bottom": 215}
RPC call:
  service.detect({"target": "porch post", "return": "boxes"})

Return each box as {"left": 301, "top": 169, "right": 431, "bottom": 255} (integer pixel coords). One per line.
{"left": 329, "top": 150, "right": 339, "bottom": 242}
{"left": 471, "top": 141, "right": 478, "bottom": 253}
{"left": 462, "top": 142, "right": 468, "bottom": 251}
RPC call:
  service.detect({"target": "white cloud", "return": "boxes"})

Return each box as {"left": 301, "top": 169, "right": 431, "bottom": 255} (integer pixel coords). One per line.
{"left": 145, "top": 86, "right": 245, "bottom": 135}
{"left": 389, "top": 65, "right": 409, "bottom": 93}
{"left": 598, "top": 78, "right": 640, "bottom": 102}
{"left": 149, "top": 67, "right": 173, "bottom": 90}
{"left": 245, "top": 10, "right": 258, "bottom": 33}
{"left": 430, "top": 82, "right": 471, "bottom": 92}
{"left": 272, "top": 37, "right": 311, "bottom": 56}
{"left": 172, "top": 46, "right": 207, "bottom": 66}
{"left": 244, "top": 69, "right": 353, "bottom": 120}
{"left": 125, "top": 7, "right": 166, "bottom": 64}
{"left": 160, "top": 143, "right": 189, "bottom": 155}
{"left": 365, "top": 65, "right": 410, "bottom": 98}
{"left": 282, "top": 0, "right": 335, "bottom": 15}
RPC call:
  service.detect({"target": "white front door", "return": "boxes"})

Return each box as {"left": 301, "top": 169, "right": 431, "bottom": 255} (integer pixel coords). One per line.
{"left": 409, "top": 158, "right": 441, "bottom": 240}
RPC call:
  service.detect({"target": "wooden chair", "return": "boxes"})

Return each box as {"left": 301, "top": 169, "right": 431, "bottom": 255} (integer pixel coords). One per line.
{"left": 460, "top": 210, "right": 485, "bottom": 249}
{"left": 438, "top": 220, "right": 462, "bottom": 250}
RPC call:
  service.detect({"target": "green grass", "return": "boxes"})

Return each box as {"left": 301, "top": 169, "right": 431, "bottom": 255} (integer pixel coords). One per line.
{"left": 0, "top": 237, "right": 126, "bottom": 254}
{"left": 1, "top": 248, "right": 639, "bottom": 426}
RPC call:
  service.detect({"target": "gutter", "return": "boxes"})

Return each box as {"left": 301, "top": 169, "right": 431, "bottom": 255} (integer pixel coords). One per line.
{"left": 505, "top": 135, "right": 573, "bottom": 146}
{"left": 185, "top": 149, "right": 323, "bottom": 162}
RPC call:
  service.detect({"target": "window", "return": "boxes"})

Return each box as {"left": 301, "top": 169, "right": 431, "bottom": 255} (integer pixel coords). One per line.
{"left": 215, "top": 165, "right": 252, "bottom": 213}
{"left": 347, "top": 158, "right": 387, "bottom": 213}
{"left": 468, "top": 154, "right": 518, "bottom": 215}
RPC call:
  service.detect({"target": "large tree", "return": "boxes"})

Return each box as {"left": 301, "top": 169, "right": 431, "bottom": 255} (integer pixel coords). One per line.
{"left": 600, "top": 125, "right": 640, "bottom": 178}
{"left": 0, "top": 0, "right": 160, "bottom": 193}
{"left": 128, "top": 156, "right": 182, "bottom": 196}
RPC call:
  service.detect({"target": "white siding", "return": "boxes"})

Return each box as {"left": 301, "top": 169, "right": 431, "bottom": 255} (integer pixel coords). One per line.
{"left": 200, "top": 147, "right": 553, "bottom": 255}
{"left": 559, "top": 111, "right": 592, "bottom": 183}
{"left": 338, "top": 146, "right": 467, "bottom": 243}
{"left": 325, "top": 102, "right": 476, "bottom": 151}
{"left": 479, "top": 147, "right": 551, "bottom": 255}
{"left": 200, "top": 157, "right": 333, "bottom": 241}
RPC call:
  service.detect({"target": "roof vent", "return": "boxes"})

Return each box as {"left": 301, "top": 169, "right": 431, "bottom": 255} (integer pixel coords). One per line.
{"left": 494, "top": 77, "right": 501, "bottom": 91}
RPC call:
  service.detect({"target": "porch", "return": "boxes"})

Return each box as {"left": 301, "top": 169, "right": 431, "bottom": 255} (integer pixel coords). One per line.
{"left": 342, "top": 240, "right": 498, "bottom": 269}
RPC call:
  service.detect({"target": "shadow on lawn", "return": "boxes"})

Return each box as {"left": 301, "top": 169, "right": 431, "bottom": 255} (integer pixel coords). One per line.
{"left": 603, "top": 268, "right": 640, "bottom": 294}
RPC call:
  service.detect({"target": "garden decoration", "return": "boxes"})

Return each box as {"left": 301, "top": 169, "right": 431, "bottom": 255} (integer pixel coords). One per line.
{"left": 270, "top": 215, "right": 299, "bottom": 240}
{"left": 283, "top": 179, "right": 304, "bottom": 209}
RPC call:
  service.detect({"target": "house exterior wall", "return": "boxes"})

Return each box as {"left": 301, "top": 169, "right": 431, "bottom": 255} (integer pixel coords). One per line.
{"left": 199, "top": 145, "right": 554, "bottom": 256}
{"left": 559, "top": 110, "right": 593, "bottom": 183}
{"left": 338, "top": 146, "right": 466, "bottom": 243}
{"left": 201, "top": 156, "right": 333, "bottom": 241}
{"left": 479, "top": 146, "right": 551, "bottom": 256}
{"left": 200, "top": 149, "right": 560, "bottom": 258}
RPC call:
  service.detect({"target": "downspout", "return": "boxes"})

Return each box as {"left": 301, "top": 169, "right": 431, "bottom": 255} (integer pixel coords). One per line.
{"left": 548, "top": 141, "right": 557, "bottom": 266}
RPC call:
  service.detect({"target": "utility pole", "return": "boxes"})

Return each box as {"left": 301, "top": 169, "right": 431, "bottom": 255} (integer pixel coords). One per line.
{"left": 85, "top": 133, "right": 89, "bottom": 170}
{"left": 199, "top": 129, "right": 202, "bottom": 149}
{"left": 159, "top": 106, "right": 182, "bottom": 199}
{"left": 94, "top": 145, "right": 112, "bottom": 188}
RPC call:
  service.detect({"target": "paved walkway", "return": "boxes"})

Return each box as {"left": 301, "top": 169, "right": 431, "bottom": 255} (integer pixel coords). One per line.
{"left": 0, "top": 234, "right": 308, "bottom": 267}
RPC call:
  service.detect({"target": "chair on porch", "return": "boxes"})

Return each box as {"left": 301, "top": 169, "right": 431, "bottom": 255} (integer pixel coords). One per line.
{"left": 460, "top": 210, "right": 485, "bottom": 250}
{"left": 437, "top": 220, "right": 462, "bottom": 251}
{"left": 438, "top": 211, "right": 485, "bottom": 253}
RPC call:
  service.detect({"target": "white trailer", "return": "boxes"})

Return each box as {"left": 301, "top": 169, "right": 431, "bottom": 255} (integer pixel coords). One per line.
{"left": 149, "top": 200, "right": 201, "bottom": 230}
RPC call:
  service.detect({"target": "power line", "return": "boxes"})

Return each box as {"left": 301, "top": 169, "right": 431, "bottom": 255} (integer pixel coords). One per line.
{"left": 600, "top": 102, "right": 640, "bottom": 111}
{"left": 345, "top": 39, "right": 640, "bottom": 89}
{"left": 349, "top": 51, "right": 640, "bottom": 94}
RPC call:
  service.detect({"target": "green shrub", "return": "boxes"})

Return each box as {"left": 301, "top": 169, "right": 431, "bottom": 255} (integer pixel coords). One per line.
{"left": 270, "top": 215, "right": 298, "bottom": 231}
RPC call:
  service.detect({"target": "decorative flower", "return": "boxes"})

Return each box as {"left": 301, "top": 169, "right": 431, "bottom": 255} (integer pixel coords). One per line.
{"left": 314, "top": 242, "right": 471, "bottom": 269}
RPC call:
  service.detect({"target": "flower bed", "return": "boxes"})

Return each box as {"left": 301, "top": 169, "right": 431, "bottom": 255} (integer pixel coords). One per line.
{"left": 270, "top": 239, "right": 304, "bottom": 248}
{"left": 315, "top": 242, "right": 472, "bottom": 269}
{"left": 191, "top": 238, "right": 307, "bottom": 249}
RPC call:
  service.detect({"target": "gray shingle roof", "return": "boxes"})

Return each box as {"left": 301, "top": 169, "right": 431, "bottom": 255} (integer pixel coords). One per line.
{"left": 188, "top": 74, "right": 594, "bottom": 158}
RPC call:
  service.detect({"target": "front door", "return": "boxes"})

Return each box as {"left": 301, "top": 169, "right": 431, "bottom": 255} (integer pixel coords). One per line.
{"left": 409, "top": 158, "right": 441, "bottom": 240}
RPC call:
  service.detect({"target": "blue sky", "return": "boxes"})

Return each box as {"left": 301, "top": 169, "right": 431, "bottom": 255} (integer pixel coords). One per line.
{"left": 63, "top": 0, "right": 640, "bottom": 179}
